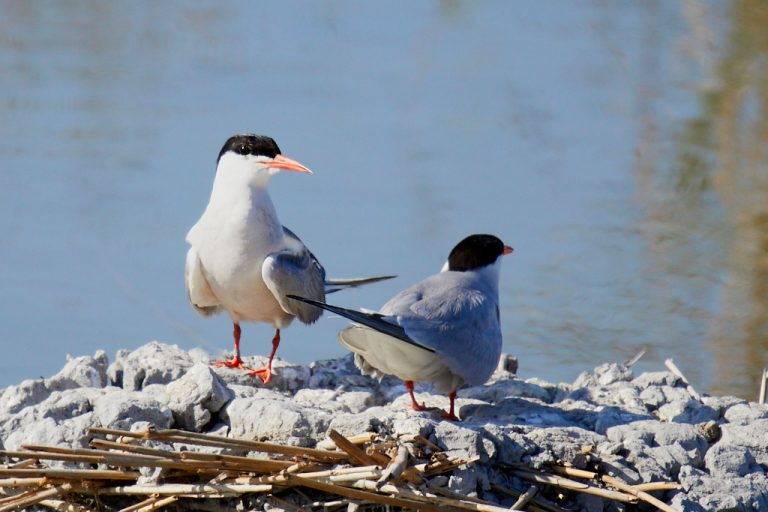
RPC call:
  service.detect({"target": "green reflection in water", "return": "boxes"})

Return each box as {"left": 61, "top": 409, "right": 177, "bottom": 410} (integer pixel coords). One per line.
{"left": 669, "top": 0, "right": 768, "bottom": 398}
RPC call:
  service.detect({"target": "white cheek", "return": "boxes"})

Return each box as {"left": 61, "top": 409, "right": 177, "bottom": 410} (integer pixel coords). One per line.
{"left": 440, "top": 260, "right": 450, "bottom": 272}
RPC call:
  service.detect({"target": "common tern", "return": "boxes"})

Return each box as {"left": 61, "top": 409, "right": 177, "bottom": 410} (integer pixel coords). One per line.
{"left": 185, "top": 134, "right": 394, "bottom": 383}
{"left": 289, "top": 234, "right": 512, "bottom": 420}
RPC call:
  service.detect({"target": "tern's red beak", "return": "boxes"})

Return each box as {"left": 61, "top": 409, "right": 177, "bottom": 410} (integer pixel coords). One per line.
{"left": 503, "top": 245, "right": 513, "bottom": 255}
{"left": 265, "top": 154, "right": 313, "bottom": 174}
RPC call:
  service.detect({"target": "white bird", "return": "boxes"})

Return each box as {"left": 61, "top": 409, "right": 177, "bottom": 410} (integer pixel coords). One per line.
{"left": 289, "top": 234, "right": 512, "bottom": 420}
{"left": 185, "top": 134, "right": 394, "bottom": 383}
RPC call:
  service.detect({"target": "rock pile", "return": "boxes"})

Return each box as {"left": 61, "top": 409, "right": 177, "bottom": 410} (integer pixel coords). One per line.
{"left": 1, "top": 341, "right": 767, "bottom": 511}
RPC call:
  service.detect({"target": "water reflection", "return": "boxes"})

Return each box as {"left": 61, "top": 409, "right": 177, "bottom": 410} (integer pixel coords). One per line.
{"left": 642, "top": 0, "right": 768, "bottom": 397}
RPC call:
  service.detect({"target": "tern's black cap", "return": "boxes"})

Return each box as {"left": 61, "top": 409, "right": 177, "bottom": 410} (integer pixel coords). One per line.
{"left": 447, "top": 234, "right": 508, "bottom": 271}
{"left": 217, "top": 134, "right": 281, "bottom": 163}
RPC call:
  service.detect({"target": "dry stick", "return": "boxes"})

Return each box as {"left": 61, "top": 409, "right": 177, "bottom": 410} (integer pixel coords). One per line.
{"left": 414, "top": 457, "right": 477, "bottom": 476}
{"left": 0, "top": 469, "right": 138, "bottom": 480}
{"left": 153, "top": 429, "right": 347, "bottom": 462}
{"left": 0, "top": 492, "right": 30, "bottom": 506}
{"left": 243, "top": 470, "right": 384, "bottom": 487}
{"left": 623, "top": 347, "right": 647, "bottom": 366}
{"left": 550, "top": 465, "right": 596, "bottom": 479}
{"left": 414, "top": 435, "right": 443, "bottom": 452}
{"left": 326, "top": 430, "right": 379, "bottom": 467}
{"left": 266, "top": 494, "right": 310, "bottom": 512}
{"left": 118, "top": 496, "right": 166, "bottom": 512}
{"left": 7, "top": 459, "right": 38, "bottom": 469}
{"left": 375, "top": 445, "right": 409, "bottom": 490}
{"left": 4, "top": 450, "right": 248, "bottom": 475}
{"left": 664, "top": 358, "right": 702, "bottom": 401}
{"left": 633, "top": 482, "right": 682, "bottom": 492}
{"left": 134, "top": 496, "right": 178, "bottom": 512}
{"left": 601, "top": 475, "right": 679, "bottom": 512}
{"left": 426, "top": 483, "right": 498, "bottom": 506}
{"left": 550, "top": 465, "right": 681, "bottom": 495}
{"left": 232, "top": 464, "right": 381, "bottom": 485}
{"left": 14, "top": 446, "right": 164, "bottom": 464}
{"left": 345, "top": 433, "right": 377, "bottom": 445}
{"left": 97, "top": 482, "right": 273, "bottom": 497}
{"left": 0, "top": 482, "right": 71, "bottom": 512}
{"left": 0, "top": 478, "right": 46, "bottom": 487}
{"left": 89, "top": 428, "right": 347, "bottom": 463}
{"left": 309, "top": 499, "right": 348, "bottom": 509}
{"left": 22, "top": 445, "right": 145, "bottom": 457}
{"left": 363, "top": 447, "right": 391, "bottom": 467}
{"left": 511, "top": 468, "right": 637, "bottom": 504}
{"left": 352, "top": 480, "right": 508, "bottom": 512}
{"left": 491, "top": 483, "right": 567, "bottom": 512}
{"left": 759, "top": 368, "right": 768, "bottom": 404}
{"left": 89, "top": 440, "right": 184, "bottom": 459}
{"left": 287, "top": 475, "right": 441, "bottom": 511}
{"left": 93, "top": 438, "right": 295, "bottom": 473}
{"left": 39, "top": 498, "right": 95, "bottom": 512}
{"left": 362, "top": 445, "right": 422, "bottom": 485}
{"left": 511, "top": 485, "right": 539, "bottom": 511}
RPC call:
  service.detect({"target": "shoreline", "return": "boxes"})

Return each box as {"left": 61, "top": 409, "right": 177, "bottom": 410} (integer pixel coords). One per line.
{"left": 1, "top": 341, "right": 766, "bottom": 511}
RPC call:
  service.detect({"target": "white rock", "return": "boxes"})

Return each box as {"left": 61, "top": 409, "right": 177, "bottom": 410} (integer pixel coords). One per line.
{"left": 0, "top": 378, "right": 50, "bottom": 415}
{"left": 705, "top": 442, "right": 761, "bottom": 477}
{"left": 165, "top": 364, "right": 233, "bottom": 431}
{"left": 93, "top": 388, "right": 173, "bottom": 430}
{"left": 656, "top": 398, "right": 718, "bottom": 424}
{"left": 222, "top": 397, "right": 329, "bottom": 444}
{"left": 722, "top": 402, "right": 768, "bottom": 424}
{"left": 49, "top": 352, "right": 108, "bottom": 390}
{"left": 335, "top": 390, "right": 376, "bottom": 413}
{"left": 3, "top": 413, "right": 96, "bottom": 455}
{"left": 109, "top": 341, "right": 194, "bottom": 391}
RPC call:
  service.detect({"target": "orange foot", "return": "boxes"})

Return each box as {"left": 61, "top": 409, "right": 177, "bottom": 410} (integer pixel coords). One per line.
{"left": 212, "top": 356, "right": 247, "bottom": 370}
{"left": 248, "top": 365, "right": 272, "bottom": 384}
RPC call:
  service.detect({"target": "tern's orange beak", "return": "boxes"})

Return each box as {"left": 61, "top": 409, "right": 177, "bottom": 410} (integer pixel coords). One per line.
{"left": 503, "top": 245, "right": 513, "bottom": 255}
{"left": 265, "top": 154, "right": 313, "bottom": 174}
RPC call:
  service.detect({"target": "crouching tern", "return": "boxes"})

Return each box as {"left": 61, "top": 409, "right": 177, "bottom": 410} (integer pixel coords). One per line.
{"left": 185, "top": 133, "right": 394, "bottom": 383}
{"left": 289, "top": 234, "right": 512, "bottom": 420}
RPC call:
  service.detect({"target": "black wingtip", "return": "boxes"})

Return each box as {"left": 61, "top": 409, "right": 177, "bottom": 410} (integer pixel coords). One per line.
{"left": 285, "top": 294, "right": 435, "bottom": 354}
{"left": 286, "top": 294, "right": 326, "bottom": 309}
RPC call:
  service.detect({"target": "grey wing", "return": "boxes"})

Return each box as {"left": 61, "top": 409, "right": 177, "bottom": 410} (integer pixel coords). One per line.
{"left": 384, "top": 273, "right": 503, "bottom": 386}
{"left": 262, "top": 234, "right": 326, "bottom": 325}
{"left": 185, "top": 246, "right": 222, "bottom": 317}
{"left": 283, "top": 227, "right": 396, "bottom": 295}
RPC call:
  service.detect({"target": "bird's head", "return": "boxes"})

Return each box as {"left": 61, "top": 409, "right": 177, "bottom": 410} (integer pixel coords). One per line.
{"left": 442, "top": 234, "right": 513, "bottom": 272}
{"left": 215, "top": 134, "right": 312, "bottom": 186}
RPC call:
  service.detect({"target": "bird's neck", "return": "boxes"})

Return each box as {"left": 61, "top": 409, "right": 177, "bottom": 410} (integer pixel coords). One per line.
{"left": 203, "top": 175, "right": 283, "bottom": 241}
{"left": 441, "top": 259, "right": 502, "bottom": 295}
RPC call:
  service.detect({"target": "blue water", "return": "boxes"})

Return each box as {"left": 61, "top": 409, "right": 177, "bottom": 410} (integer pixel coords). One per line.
{"left": 2, "top": 1, "right": 766, "bottom": 398}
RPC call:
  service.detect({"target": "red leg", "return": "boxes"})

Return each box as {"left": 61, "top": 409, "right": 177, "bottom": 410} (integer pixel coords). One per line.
{"left": 249, "top": 329, "right": 280, "bottom": 383}
{"left": 212, "top": 323, "right": 247, "bottom": 369}
{"left": 405, "top": 380, "right": 429, "bottom": 411}
{"left": 442, "top": 391, "right": 460, "bottom": 421}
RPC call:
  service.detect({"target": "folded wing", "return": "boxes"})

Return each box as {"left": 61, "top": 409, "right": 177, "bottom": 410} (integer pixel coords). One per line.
{"left": 184, "top": 247, "right": 223, "bottom": 317}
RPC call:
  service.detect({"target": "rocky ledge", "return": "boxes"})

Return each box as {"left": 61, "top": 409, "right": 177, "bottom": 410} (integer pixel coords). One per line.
{"left": 1, "top": 341, "right": 767, "bottom": 511}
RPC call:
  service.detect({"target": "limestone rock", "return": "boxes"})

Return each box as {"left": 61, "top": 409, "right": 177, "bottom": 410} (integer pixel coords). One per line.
{"left": 165, "top": 363, "right": 233, "bottom": 431}
{"left": 93, "top": 388, "right": 173, "bottom": 430}
{"left": 109, "top": 341, "right": 194, "bottom": 391}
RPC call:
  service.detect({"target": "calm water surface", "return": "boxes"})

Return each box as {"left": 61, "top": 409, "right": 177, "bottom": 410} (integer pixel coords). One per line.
{"left": 1, "top": 1, "right": 767, "bottom": 398}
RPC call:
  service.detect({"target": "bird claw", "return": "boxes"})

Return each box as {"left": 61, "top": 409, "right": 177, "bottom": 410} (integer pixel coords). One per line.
{"left": 410, "top": 401, "right": 429, "bottom": 412}
{"left": 211, "top": 356, "right": 246, "bottom": 370}
{"left": 249, "top": 366, "right": 273, "bottom": 384}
